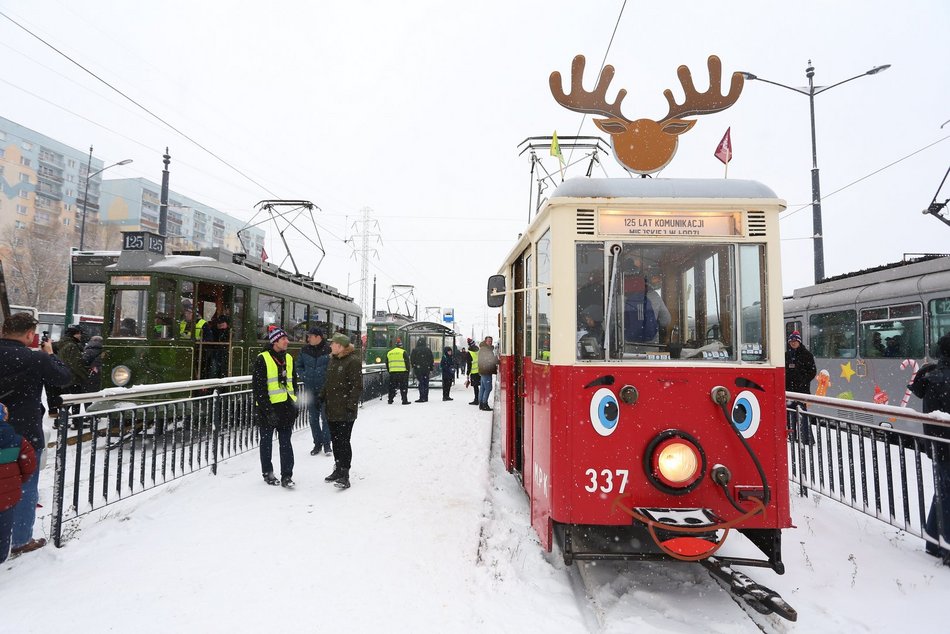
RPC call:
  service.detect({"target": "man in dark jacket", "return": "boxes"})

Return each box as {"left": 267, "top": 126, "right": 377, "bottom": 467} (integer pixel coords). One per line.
{"left": 440, "top": 347, "right": 455, "bottom": 401}
{"left": 909, "top": 332, "right": 950, "bottom": 565}
{"left": 0, "top": 312, "right": 73, "bottom": 556}
{"left": 410, "top": 337, "right": 434, "bottom": 403}
{"left": 785, "top": 330, "right": 817, "bottom": 444}
{"left": 0, "top": 402, "right": 37, "bottom": 563}
{"left": 321, "top": 333, "right": 362, "bottom": 490}
{"left": 298, "top": 326, "right": 331, "bottom": 456}
{"left": 54, "top": 326, "right": 87, "bottom": 421}
{"left": 252, "top": 328, "right": 299, "bottom": 488}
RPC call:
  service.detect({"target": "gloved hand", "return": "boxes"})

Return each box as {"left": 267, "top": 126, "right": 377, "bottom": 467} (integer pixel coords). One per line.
{"left": 266, "top": 410, "right": 279, "bottom": 427}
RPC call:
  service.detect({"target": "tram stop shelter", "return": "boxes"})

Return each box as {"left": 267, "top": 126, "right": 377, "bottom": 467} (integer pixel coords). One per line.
{"left": 397, "top": 321, "right": 458, "bottom": 385}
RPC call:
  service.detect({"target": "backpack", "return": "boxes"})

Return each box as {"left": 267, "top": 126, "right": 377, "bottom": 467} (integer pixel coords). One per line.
{"left": 623, "top": 279, "right": 659, "bottom": 343}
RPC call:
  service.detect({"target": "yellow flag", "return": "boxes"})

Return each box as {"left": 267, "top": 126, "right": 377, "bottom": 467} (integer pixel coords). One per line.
{"left": 551, "top": 131, "right": 564, "bottom": 164}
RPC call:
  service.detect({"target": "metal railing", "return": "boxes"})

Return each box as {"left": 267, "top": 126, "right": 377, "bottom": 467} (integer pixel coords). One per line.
{"left": 786, "top": 393, "right": 949, "bottom": 554}
{"left": 50, "top": 367, "right": 388, "bottom": 546}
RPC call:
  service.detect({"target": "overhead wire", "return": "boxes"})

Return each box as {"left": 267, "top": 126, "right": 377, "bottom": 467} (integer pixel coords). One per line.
{"left": 779, "top": 133, "right": 950, "bottom": 225}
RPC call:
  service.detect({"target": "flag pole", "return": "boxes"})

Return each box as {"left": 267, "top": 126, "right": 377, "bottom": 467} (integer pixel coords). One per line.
{"left": 724, "top": 147, "right": 729, "bottom": 179}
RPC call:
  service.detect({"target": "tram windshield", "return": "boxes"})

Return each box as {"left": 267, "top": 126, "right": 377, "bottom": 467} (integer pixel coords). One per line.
{"left": 575, "top": 242, "right": 767, "bottom": 362}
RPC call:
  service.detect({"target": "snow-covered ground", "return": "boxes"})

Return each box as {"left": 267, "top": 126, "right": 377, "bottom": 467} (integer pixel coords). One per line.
{"left": 2, "top": 381, "right": 948, "bottom": 633}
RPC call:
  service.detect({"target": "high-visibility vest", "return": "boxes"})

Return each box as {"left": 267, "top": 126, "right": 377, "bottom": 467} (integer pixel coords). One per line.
{"left": 179, "top": 318, "right": 207, "bottom": 339}
{"left": 260, "top": 351, "right": 297, "bottom": 403}
{"left": 387, "top": 347, "right": 407, "bottom": 373}
{"left": 469, "top": 350, "right": 479, "bottom": 375}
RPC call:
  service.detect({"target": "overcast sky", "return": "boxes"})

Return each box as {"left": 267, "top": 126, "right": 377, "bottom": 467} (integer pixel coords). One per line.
{"left": 2, "top": 0, "right": 948, "bottom": 337}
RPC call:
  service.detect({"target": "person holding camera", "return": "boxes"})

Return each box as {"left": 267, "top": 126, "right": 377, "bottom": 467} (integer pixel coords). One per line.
{"left": 252, "top": 328, "right": 299, "bottom": 488}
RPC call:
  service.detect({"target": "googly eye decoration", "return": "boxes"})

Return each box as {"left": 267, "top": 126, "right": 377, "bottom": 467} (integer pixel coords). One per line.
{"left": 590, "top": 387, "right": 620, "bottom": 436}
{"left": 731, "top": 390, "right": 761, "bottom": 438}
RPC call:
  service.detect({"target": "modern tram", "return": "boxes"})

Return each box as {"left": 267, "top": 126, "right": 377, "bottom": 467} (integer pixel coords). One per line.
{"left": 98, "top": 230, "right": 362, "bottom": 389}
{"left": 488, "top": 177, "right": 792, "bottom": 572}
{"left": 783, "top": 255, "right": 950, "bottom": 426}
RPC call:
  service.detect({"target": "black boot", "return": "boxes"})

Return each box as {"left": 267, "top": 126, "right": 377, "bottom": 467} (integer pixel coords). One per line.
{"left": 334, "top": 468, "right": 350, "bottom": 490}
{"left": 263, "top": 472, "right": 279, "bottom": 486}
{"left": 325, "top": 463, "right": 343, "bottom": 483}
{"left": 310, "top": 445, "right": 320, "bottom": 456}
{"left": 281, "top": 475, "right": 295, "bottom": 488}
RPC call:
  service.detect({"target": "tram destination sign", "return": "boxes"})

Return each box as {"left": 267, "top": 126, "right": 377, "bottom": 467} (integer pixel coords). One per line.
{"left": 122, "top": 231, "right": 166, "bottom": 254}
{"left": 599, "top": 211, "right": 738, "bottom": 237}
{"left": 71, "top": 252, "right": 121, "bottom": 284}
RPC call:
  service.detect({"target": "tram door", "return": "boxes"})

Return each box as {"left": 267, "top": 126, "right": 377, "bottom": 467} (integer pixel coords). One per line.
{"left": 193, "top": 282, "right": 237, "bottom": 378}
{"left": 511, "top": 253, "right": 526, "bottom": 478}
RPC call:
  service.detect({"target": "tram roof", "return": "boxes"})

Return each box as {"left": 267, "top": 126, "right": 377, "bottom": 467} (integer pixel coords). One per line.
{"left": 397, "top": 321, "right": 457, "bottom": 336}
{"left": 549, "top": 177, "right": 780, "bottom": 201}
{"left": 108, "top": 250, "right": 360, "bottom": 312}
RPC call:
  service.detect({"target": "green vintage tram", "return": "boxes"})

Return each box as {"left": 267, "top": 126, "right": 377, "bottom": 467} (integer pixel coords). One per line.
{"left": 98, "top": 231, "right": 362, "bottom": 389}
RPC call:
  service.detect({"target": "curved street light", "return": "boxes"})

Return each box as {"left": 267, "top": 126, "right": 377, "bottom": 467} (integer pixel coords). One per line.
{"left": 67, "top": 149, "right": 133, "bottom": 324}
{"left": 738, "top": 61, "right": 890, "bottom": 283}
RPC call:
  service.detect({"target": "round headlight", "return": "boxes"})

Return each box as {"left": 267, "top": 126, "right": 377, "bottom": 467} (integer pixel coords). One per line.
{"left": 656, "top": 441, "right": 700, "bottom": 484}
{"left": 645, "top": 431, "right": 706, "bottom": 494}
{"left": 111, "top": 365, "right": 131, "bottom": 387}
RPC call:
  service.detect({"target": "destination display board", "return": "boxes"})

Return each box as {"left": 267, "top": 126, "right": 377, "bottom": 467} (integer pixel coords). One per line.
{"left": 599, "top": 211, "right": 739, "bottom": 237}
{"left": 71, "top": 252, "right": 121, "bottom": 284}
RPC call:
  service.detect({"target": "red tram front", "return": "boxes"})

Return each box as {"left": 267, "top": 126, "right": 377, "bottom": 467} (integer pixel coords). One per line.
{"left": 489, "top": 177, "right": 790, "bottom": 571}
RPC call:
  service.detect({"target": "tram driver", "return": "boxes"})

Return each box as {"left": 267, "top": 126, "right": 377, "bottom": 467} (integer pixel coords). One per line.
{"left": 621, "top": 257, "right": 671, "bottom": 346}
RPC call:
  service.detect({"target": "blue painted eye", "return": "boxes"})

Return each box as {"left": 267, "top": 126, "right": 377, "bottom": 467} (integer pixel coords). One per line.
{"left": 590, "top": 387, "right": 619, "bottom": 436}
{"left": 731, "top": 390, "right": 761, "bottom": 438}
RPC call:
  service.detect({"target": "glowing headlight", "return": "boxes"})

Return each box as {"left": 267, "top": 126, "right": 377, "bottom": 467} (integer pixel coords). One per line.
{"left": 656, "top": 441, "right": 700, "bottom": 483}
{"left": 111, "top": 365, "right": 131, "bottom": 387}
{"left": 645, "top": 431, "right": 706, "bottom": 494}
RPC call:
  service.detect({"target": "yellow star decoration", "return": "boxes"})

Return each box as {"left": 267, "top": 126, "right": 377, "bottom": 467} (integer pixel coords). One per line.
{"left": 840, "top": 362, "right": 856, "bottom": 382}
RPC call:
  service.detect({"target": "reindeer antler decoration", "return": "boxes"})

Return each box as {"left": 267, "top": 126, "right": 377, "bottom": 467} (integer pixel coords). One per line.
{"left": 550, "top": 55, "right": 744, "bottom": 174}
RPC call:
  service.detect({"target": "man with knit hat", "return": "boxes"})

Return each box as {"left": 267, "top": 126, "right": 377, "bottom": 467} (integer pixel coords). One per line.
{"left": 320, "top": 333, "right": 362, "bottom": 490}
{"left": 785, "top": 330, "right": 816, "bottom": 444}
{"left": 252, "top": 328, "right": 299, "bottom": 487}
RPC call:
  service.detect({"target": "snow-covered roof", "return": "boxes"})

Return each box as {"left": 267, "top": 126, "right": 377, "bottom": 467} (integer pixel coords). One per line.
{"left": 550, "top": 177, "right": 780, "bottom": 201}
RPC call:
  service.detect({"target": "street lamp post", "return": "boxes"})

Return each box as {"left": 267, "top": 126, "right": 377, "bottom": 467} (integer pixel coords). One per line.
{"left": 739, "top": 61, "right": 890, "bottom": 283}
{"left": 65, "top": 150, "right": 133, "bottom": 324}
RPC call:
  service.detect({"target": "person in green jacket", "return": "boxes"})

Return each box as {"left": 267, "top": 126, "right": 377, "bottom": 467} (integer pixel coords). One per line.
{"left": 321, "top": 333, "right": 362, "bottom": 490}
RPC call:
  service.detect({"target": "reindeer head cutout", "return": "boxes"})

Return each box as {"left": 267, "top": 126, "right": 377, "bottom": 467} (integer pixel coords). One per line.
{"left": 550, "top": 55, "right": 744, "bottom": 174}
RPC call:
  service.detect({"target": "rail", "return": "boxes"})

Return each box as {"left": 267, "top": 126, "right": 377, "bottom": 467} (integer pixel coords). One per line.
{"left": 786, "top": 393, "right": 949, "bottom": 554}
{"left": 49, "top": 366, "right": 388, "bottom": 546}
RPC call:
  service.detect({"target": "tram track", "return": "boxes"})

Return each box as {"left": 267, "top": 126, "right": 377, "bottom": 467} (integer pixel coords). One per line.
{"left": 567, "top": 555, "right": 790, "bottom": 633}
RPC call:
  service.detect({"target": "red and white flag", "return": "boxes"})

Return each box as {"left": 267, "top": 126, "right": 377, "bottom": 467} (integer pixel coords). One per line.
{"left": 714, "top": 127, "right": 733, "bottom": 164}
{"left": 261, "top": 247, "right": 269, "bottom": 262}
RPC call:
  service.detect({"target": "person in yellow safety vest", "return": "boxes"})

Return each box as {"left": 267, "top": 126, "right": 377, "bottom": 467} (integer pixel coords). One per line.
{"left": 178, "top": 306, "right": 208, "bottom": 340}
{"left": 466, "top": 338, "right": 480, "bottom": 405}
{"left": 251, "top": 328, "right": 299, "bottom": 487}
{"left": 385, "top": 338, "right": 411, "bottom": 405}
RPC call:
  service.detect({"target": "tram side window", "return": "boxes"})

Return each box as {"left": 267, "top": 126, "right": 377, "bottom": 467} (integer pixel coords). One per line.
{"left": 330, "top": 311, "right": 345, "bottom": 336}
{"left": 536, "top": 229, "right": 551, "bottom": 361}
{"left": 576, "top": 243, "right": 605, "bottom": 360}
{"left": 808, "top": 310, "right": 856, "bottom": 358}
{"left": 290, "top": 302, "right": 308, "bottom": 341}
{"left": 232, "top": 288, "right": 245, "bottom": 341}
{"left": 738, "top": 245, "right": 766, "bottom": 362}
{"left": 345, "top": 314, "right": 360, "bottom": 342}
{"left": 525, "top": 254, "right": 533, "bottom": 359}
{"left": 860, "top": 303, "right": 923, "bottom": 359}
{"left": 153, "top": 279, "right": 176, "bottom": 339}
{"left": 311, "top": 307, "right": 329, "bottom": 332}
{"left": 785, "top": 320, "right": 802, "bottom": 339}
{"left": 257, "top": 294, "right": 283, "bottom": 340}
{"left": 929, "top": 298, "right": 950, "bottom": 356}
{"left": 110, "top": 289, "right": 146, "bottom": 338}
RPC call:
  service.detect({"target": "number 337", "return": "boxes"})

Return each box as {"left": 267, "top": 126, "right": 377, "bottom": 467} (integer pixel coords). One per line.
{"left": 584, "top": 468, "right": 629, "bottom": 494}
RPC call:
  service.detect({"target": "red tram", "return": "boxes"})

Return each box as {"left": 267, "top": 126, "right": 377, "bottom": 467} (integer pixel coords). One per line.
{"left": 488, "top": 177, "right": 791, "bottom": 572}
